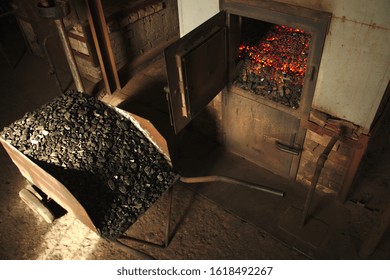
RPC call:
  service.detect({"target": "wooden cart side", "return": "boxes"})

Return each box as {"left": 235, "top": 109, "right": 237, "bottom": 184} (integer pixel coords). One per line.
{"left": 0, "top": 137, "right": 97, "bottom": 234}
{"left": 113, "top": 108, "right": 172, "bottom": 164}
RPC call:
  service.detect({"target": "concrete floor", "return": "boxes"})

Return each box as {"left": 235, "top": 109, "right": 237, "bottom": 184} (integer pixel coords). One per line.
{"left": 0, "top": 52, "right": 389, "bottom": 260}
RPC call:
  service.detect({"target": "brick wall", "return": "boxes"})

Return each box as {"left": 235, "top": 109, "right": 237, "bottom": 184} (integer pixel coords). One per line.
{"left": 106, "top": 0, "right": 179, "bottom": 70}
{"left": 296, "top": 130, "right": 355, "bottom": 194}
{"left": 66, "top": 22, "right": 102, "bottom": 82}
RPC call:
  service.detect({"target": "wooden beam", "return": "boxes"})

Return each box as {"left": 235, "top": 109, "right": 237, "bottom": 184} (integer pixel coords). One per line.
{"left": 85, "top": 0, "right": 121, "bottom": 94}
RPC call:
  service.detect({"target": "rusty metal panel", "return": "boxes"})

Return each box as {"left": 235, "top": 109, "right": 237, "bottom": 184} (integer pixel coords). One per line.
{"left": 165, "top": 11, "right": 227, "bottom": 134}
{"left": 0, "top": 137, "right": 97, "bottom": 233}
{"left": 223, "top": 91, "right": 302, "bottom": 178}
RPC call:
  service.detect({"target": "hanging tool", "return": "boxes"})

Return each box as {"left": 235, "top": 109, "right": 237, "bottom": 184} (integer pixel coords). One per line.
{"left": 37, "top": 0, "right": 85, "bottom": 93}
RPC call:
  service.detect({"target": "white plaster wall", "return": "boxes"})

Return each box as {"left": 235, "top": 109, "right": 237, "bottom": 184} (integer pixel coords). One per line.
{"left": 177, "top": 0, "right": 390, "bottom": 132}
{"left": 277, "top": 0, "right": 390, "bottom": 133}
{"left": 177, "top": 0, "right": 219, "bottom": 37}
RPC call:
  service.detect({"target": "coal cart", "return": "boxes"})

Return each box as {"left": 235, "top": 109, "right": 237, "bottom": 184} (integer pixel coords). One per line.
{"left": 0, "top": 91, "right": 284, "bottom": 259}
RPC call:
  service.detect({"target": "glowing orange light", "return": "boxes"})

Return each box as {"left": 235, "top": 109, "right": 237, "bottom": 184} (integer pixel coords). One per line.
{"left": 238, "top": 24, "right": 311, "bottom": 85}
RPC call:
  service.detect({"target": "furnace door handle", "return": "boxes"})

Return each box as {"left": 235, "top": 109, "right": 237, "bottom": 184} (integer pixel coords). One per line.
{"left": 275, "top": 141, "right": 301, "bottom": 156}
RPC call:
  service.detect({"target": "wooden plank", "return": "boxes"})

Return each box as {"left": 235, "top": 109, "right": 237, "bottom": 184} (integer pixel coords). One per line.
{"left": 86, "top": 0, "right": 121, "bottom": 94}
{"left": 0, "top": 138, "right": 97, "bottom": 233}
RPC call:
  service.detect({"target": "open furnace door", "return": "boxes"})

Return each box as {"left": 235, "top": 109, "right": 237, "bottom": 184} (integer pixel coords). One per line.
{"left": 165, "top": 11, "right": 227, "bottom": 134}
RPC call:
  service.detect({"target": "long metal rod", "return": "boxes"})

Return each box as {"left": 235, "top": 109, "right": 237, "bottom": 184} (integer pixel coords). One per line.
{"left": 43, "top": 32, "right": 63, "bottom": 93}
{"left": 42, "top": 30, "right": 76, "bottom": 94}
{"left": 179, "top": 176, "right": 285, "bottom": 197}
{"left": 53, "top": 19, "right": 85, "bottom": 93}
{"left": 301, "top": 133, "right": 340, "bottom": 227}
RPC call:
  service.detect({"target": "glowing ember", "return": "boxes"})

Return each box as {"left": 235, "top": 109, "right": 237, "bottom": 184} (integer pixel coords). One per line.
{"left": 234, "top": 25, "right": 311, "bottom": 109}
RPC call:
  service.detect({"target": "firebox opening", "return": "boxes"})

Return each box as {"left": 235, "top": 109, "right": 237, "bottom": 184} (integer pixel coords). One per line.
{"left": 233, "top": 17, "right": 312, "bottom": 110}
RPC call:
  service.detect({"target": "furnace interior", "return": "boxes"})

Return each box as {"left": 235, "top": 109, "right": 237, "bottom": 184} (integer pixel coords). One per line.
{"left": 233, "top": 17, "right": 311, "bottom": 110}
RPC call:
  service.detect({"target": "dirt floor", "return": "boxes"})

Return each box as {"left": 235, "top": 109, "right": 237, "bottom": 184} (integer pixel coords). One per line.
{"left": 1, "top": 52, "right": 389, "bottom": 260}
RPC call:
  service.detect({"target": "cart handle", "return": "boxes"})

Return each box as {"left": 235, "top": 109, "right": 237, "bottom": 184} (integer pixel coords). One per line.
{"left": 179, "top": 176, "right": 285, "bottom": 197}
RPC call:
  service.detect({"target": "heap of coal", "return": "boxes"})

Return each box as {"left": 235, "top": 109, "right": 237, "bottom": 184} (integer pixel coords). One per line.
{"left": 1, "top": 90, "right": 176, "bottom": 239}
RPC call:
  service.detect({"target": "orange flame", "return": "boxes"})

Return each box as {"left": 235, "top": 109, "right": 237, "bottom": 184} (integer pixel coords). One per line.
{"left": 238, "top": 25, "right": 311, "bottom": 84}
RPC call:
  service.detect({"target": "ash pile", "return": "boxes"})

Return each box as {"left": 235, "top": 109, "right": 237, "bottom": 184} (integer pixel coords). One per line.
{"left": 1, "top": 90, "right": 176, "bottom": 239}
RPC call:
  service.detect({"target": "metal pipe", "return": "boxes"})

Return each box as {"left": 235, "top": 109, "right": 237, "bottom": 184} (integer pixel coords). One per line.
{"left": 43, "top": 31, "right": 69, "bottom": 93}
{"left": 179, "top": 176, "right": 285, "bottom": 197}
{"left": 301, "top": 133, "right": 341, "bottom": 227}
{"left": 53, "top": 19, "right": 85, "bottom": 93}
{"left": 37, "top": 0, "right": 85, "bottom": 92}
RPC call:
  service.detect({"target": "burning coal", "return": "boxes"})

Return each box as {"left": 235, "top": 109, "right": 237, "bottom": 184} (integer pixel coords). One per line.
{"left": 234, "top": 25, "right": 311, "bottom": 109}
